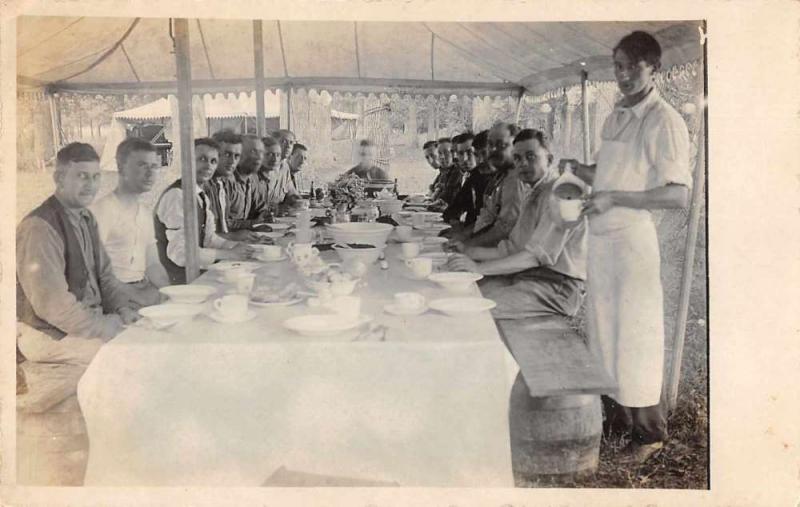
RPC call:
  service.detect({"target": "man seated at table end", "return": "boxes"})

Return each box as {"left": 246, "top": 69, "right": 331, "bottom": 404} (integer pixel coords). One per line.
{"left": 447, "top": 129, "right": 587, "bottom": 321}
{"left": 154, "top": 137, "right": 253, "bottom": 285}
{"left": 17, "top": 142, "right": 144, "bottom": 366}
{"left": 346, "top": 139, "right": 390, "bottom": 181}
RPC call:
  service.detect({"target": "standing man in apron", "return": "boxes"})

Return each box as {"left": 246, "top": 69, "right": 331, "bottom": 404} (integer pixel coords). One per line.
{"left": 559, "top": 30, "right": 692, "bottom": 463}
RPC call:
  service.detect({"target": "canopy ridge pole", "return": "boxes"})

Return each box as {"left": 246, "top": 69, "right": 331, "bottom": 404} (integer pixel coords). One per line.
{"left": 196, "top": 19, "right": 216, "bottom": 80}
{"left": 57, "top": 18, "right": 142, "bottom": 82}
{"left": 119, "top": 43, "right": 141, "bottom": 82}
{"left": 514, "top": 87, "right": 525, "bottom": 125}
{"left": 667, "top": 23, "right": 707, "bottom": 410}
{"left": 354, "top": 22, "right": 362, "bottom": 78}
{"left": 253, "top": 20, "right": 266, "bottom": 136}
{"left": 421, "top": 22, "right": 511, "bottom": 82}
{"left": 430, "top": 33, "right": 435, "bottom": 80}
{"left": 173, "top": 18, "right": 201, "bottom": 282}
{"left": 580, "top": 69, "right": 590, "bottom": 163}
{"left": 277, "top": 21, "right": 289, "bottom": 77}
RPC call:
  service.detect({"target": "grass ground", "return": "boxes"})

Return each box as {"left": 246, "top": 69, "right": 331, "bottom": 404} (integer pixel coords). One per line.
{"left": 15, "top": 146, "right": 708, "bottom": 489}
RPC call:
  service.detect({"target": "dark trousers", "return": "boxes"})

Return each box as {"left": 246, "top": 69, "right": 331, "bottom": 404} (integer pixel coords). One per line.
{"left": 602, "top": 395, "right": 668, "bottom": 444}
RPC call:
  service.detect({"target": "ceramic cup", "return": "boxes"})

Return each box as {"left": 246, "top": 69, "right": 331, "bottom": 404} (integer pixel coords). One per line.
{"left": 222, "top": 266, "right": 249, "bottom": 284}
{"left": 257, "top": 244, "right": 283, "bottom": 260}
{"left": 213, "top": 294, "right": 248, "bottom": 319}
{"left": 558, "top": 199, "right": 583, "bottom": 222}
{"left": 396, "top": 225, "right": 414, "bottom": 241}
{"left": 394, "top": 292, "right": 426, "bottom": 311}
{"left": 326, "top": 295, "right": 361, "bottom": 322}
{"left": 400, "top": 241, "right": 421, "bottom": 259}
{"left": 405, "top": 257, "right": 433, "bottom": 278}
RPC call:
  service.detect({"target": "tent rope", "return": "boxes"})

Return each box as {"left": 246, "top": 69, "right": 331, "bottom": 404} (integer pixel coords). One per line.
{"left": 57, "top": 18, "right": 142, "bottom": 83}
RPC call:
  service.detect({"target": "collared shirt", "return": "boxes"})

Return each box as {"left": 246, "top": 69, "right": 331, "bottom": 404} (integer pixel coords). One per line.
{"left": 91, "top": 191, "right": 156, "bottom": 282}
{"left": 496, "top": 170, "right": 587, "bottom": 280}
{"left": 155, "top": 185, "right": 235, "bottom": 269}
{"left": 224, "top": 170, "right": 259, "bottom": 223}
{"left": 473, "top": 164, "right": 528, "bottom": 235}
{"left": 257, "top": 163, "right": 297, "bottom": 209}
{"left": 592, "top": 88, "right": 692, "bottom": 233}
{"left": 289, "top": 168, "right": 310, "bottom": 195}
{"left": 16, "top": 198, "right": 129, "bottom": 339}
{"left": 203, "top": 177, "right": 230, "bottom": 233}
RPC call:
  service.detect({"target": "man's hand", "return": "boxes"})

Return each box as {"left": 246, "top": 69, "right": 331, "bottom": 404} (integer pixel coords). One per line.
{"left": 225, "top": 230, "right": 265, "bottom": 243}
{"left": 582, "top": 191, "right": 616, "bottom": 216}
{"left": 229, "top": 242, "right": 256, "bottom": 260}
{"left": 117, "top": 306, "right": 141, "bottom": 325}
{"left": 128, "top": 284, "right": 161, "bottom": 308}
{"left": 447, "top": 254, "right": 480, "bottom": 273}
{"left": 446, "top": 239, "right": 466, "bottom": 253}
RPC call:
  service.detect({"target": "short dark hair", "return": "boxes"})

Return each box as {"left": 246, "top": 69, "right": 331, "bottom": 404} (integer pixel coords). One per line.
{"left": 115, "top": 137, "right": 155, "bottom": 170}
{"left": 56, "top": 142, "right": 99, "bottom": 168}
{"left": 437, "top": 137, "right": 452, "bottom": 145}
{"left": 241, "top": 134, "right": 262, "bottom": 144}
{"left": 194, "top": 137, "right": 220, "bottom": 151}
{"left": 422, "top": 140, "right": 438, "bottom": 150}
{"left": 614, "top": 30, "right": 662, "bottom": 70}
{"left": 359, "top": 139, "right": 376, "bottom": 148}
{"left": 274, "top": 129, "right": 295, "bottom": 140}
{"left": 212, "top": 129, "right": 243, "bottom": 145}
{"left": 513, "top": 128, "right": 553, "bottom": 164}
{"left": 453, "top": 133, "right": 474, "bottom": 145}
{"left": 491, "top": 122, "right": 520, "bottom": 138}
{"left": 262, "top": 136, "right": 280, "bottom": 149}
{"left": 292, "top": 143, "right": 308, "bottom": 154}
{"left": 473, "top": 130, "right": 489, "bottom": 150}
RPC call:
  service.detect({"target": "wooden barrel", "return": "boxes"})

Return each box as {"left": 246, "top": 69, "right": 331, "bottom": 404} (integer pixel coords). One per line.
{"left": 509, "top": 372, "right": 602, "bottom": 482}
{"left": 17, "top": 394, "right": 89, "bottom": 486}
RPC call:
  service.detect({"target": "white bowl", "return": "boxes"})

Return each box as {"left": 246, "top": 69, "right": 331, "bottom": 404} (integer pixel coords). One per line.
{"left": 428, "top": 272, "right": 483, "bottom": 293}
{"left": 138, "top": 303, "right": 204, "bottom": 326}
{"left": 333, "top": 244, "right": 382, "bottom": 265}
{"left": 326, "top": 222, "right": 394, "bottom": 249}
{"left": 429, "top": 297, "right": 496, "bottom": 316}
{"left": 159, "top": 284, "right": 217, "bottom": 304}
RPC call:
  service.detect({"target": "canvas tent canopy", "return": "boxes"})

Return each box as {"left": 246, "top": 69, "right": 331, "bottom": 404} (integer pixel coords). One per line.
{"left": 17, "top": 17, "right": 703, "bottom": 97}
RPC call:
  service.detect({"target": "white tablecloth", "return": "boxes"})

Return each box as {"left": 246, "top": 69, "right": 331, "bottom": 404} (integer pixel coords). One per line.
{"left": 77, "top": 244, "right": 518, "bottom": 486}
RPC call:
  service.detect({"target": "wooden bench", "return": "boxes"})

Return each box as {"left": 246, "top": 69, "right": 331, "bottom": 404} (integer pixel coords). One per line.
{"left": 17, "top": 361, "right": 90, "bottom": 486}
{"left": 496, "top": 315, "right": 617, "bottom": 484}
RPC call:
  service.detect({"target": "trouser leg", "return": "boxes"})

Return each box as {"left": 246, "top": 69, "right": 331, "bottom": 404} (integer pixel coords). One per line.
{"left": 629, "top": 402, "right": 668, "bottom": 444}
{"left": 602, "top": 395, "right": 632, "bottom": 437}
{"left": 481, "top": 271, "right": 584, "bottom": 320}
{"left": 17, "top": 324, "right": 104, "bottom": 367}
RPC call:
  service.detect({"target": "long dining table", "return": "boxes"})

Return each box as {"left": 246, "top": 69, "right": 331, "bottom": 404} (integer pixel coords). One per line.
{"left": 76, "top": 238, "right": 518, "bottom": 487}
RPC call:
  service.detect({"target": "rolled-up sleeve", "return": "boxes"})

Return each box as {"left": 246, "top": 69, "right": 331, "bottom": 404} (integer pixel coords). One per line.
{"left": 156, "top": 188, "right": 220, "bottom": 269}
{"left": 645, "top": 110, "right": 692, "bottom": 189}
{"left": 17, "top": 218, "right": 122, "bottom": 339}
{"left": 523, "top": 194, "right": 578, "bottom": 268}
{"left": 494, "top": 176, "right": 527, "bottom": 236}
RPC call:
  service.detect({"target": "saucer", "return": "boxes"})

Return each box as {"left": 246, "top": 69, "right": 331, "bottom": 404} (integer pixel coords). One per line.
{"left": 208, "top": 309, "right": 257, "bottom": 323}
{"left": 256, "top": 254, "right": 289, "bottom": 263}
{"left": 384, "top": 303, "right": 428, "bottom": 316}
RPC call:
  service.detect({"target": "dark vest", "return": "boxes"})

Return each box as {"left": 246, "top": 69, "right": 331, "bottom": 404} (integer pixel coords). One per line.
{"left": 153, "top": 179, "right": 207, "bottom": 285}
{"left": 16, "top": 195, "right": 105, "bottom": 343}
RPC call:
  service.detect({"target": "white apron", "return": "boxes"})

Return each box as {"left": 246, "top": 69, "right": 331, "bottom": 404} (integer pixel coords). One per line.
{"left": 587, "top": 108, "right": 666, "bottom": 408}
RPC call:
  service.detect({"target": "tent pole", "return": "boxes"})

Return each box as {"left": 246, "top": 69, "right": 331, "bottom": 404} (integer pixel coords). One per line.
{"left": 47, "top": 92, "right": 61, "bottom": 152}
{"left": 288, "top": 87, "right": 293, "bottom": 131}
{"left": 514, "top": 88, "right": 525, "bottom": 125}
{"left": 253, "top": 20, "right": 266, "bottom": 136}
{"left": 173, "top": 18, "right": 200, "bottom": 282}
{"left": 667, "top": 46, "right": 708, "bottom": 410}
{"left": 581, "top": 70, "right": 590, "bottom": 163}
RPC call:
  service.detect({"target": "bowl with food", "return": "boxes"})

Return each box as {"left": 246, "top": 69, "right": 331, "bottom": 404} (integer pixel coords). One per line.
{"left": 332, "top": 243, "right": 382, "bottom": 264}
{"left": 326, "top": 222, "right": 394, "bottom": 249}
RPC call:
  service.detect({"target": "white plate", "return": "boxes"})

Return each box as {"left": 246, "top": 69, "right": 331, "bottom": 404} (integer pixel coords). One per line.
{"left": 429, "top": 297, "right": 496, "bottom": 315}
{"left": 208, "top": 261, "right": 263, "bottom": 272}
{"left": 428, "top": 271, "right": 483, "bottom": 293}
{"left": 263, "top": 223, "right": 292, "bottom": 230}
{"left": 208, "top": 309, "right": 258, "bottom": 323}
{"left": 384, "top": 303, "right": 428, "bottom": 316}
{"left": 283, "top": 314, "right": 372, "bottom": 336}
{"left": 255, "top": 254, "right": 289, "bottom": 263}
{"left": 138, "top": 303, "right": 204, "bottom": 325}
{"left": 250, "top": 297, "right": 304, "bottom": 308}
{"left": 159, "top": 284, "right": 217, "bottom": 304}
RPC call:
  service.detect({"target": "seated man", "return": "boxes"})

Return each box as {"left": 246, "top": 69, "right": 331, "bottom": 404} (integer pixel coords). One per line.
{"left": 91, "top": 138, "right": 170, "bottom": 307}
{"left": 444, "top": 131, "right": 494, "bottom": 227}
{"left": 154, "top": 138, "right": 253, "bottom": 284}
{"left": 431, "top": 137, "right": 458, "bottom": 204}
{"left": 203, "top": 130, "right": 263, "bottom": 241}
{"left": 447, "top": 129, "right": 587, "bottom": 321}
{"left": 287, "top": 143, "right": 309, "bottom": 195}
{"left": 422, "top": 140, "right": 441, "bottom": 194}
{"left": 451, "top": 122, "right": 526, "bottom": 248}
{"left": 345, "top": 139, "right": 390, "bottom": 181}
{"left": 17, "top": 143, "right": 142, "bottom": 366}
{"left": 256, "top": 136, "right": 301, "bottom": 212}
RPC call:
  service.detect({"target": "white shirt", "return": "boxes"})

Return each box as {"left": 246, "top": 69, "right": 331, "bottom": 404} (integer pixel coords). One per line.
{"left": 155, "top": 185, "right": 235, "bottom": 269}
{"left": 90, "top": 191, "right": 155, "bottom": 283}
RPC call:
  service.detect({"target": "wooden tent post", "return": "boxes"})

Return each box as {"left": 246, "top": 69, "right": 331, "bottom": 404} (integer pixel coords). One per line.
{"left": 47, "top": 92, "right": 61, "bottom": 152}
{"left": 581, "top": 70, "right": 590, "bottom": 163}
{"left": 253, "top": 20, "right": 266, "bottom": 136}
{"left": 173, "top": 18, "right": 200, "bottom": 282}
{"left": 667, "top": 56, "right": 708, "bottom": 410}
{"left": 514, "top": 88, "right": 525, "bottom": 125}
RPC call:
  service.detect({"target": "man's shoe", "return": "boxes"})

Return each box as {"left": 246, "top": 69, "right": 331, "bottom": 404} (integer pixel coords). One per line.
{"left": 618, "top": 441, "right": 664, "bottom": 465}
